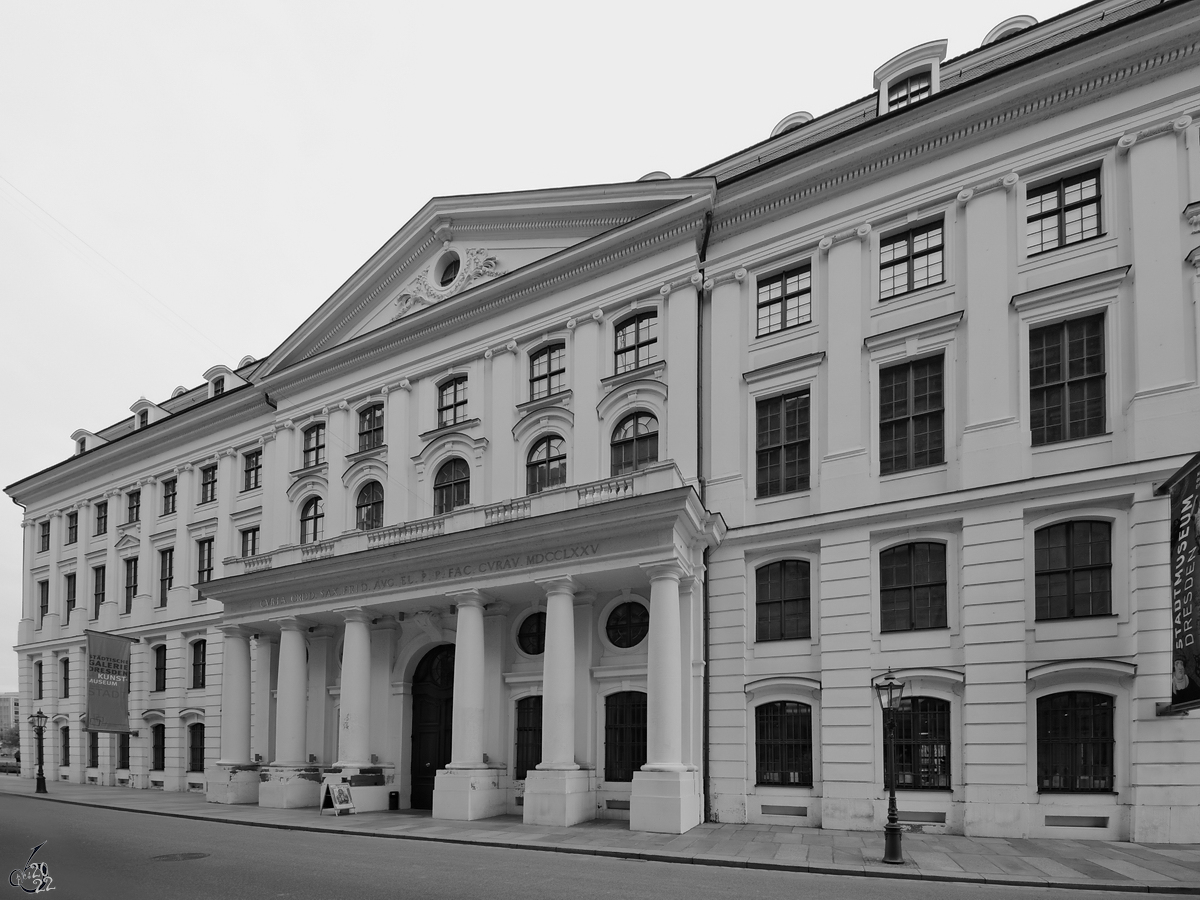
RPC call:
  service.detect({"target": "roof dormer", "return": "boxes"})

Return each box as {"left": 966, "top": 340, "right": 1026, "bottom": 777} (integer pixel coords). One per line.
{"left": 69, "top": 429, "right": 104, "bottom": 456}
{"left": 202, "top": 365, "right": 247, "bottom": 399}
{"left": 770, "top": 111, "right": 814, "bottom": 139}
{"left": 873, "top": 39, "right": 948, "bottom": 117}
{"left": 130, "top": 397, "right": 167, "bottom": 430}
{"left": 983, "top": 15, "right": 1037, "bottom": 46}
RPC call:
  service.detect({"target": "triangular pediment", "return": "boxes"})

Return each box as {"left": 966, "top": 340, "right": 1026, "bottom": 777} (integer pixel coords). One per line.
{"left": 257, "top": 180, "right": 714, "bottom": 379}
{"left": 114, "top": 533, "right": 140, "bottom": 552}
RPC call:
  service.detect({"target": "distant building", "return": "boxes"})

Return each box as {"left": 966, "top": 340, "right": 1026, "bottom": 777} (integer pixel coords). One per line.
{"left": 7, "top": 0, "right": 1200, "bottom": 842}
{"left": 0, "top": 692, "right": 19, "bottom": 734}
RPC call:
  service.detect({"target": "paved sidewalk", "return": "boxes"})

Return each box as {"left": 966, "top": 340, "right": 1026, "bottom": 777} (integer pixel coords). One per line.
{"left": 2, "top": 776, "right": 1200, "bottom": 894}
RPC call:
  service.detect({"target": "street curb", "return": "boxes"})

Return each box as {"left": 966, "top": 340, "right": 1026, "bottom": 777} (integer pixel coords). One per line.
{"left": 9, "top": 791, "right": 1200, "bottom": 894}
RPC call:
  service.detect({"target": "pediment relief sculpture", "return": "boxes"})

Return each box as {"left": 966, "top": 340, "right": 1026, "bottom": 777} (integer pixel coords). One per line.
{"left": 391, "top": 247, "right": 506, "bottom": 320}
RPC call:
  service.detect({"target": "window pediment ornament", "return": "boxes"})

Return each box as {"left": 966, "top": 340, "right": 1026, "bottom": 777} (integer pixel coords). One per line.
{"left": 1026, "top": 658, "right": 1136, "bottom": 692}
{"left": 391, "top": 248, "right": 506, "bottom": 320}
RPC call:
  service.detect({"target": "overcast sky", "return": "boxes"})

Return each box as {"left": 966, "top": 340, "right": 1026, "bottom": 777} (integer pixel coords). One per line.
{"left": 0, "top": 0, "right": 1085, "bottom": 693}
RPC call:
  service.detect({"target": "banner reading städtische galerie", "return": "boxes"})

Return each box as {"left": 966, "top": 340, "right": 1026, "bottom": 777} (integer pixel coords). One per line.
{"left": 1170, "top": 467, "right": 1200, "bottom": 710}
{"left": 85, "top": 630, "right": 134, "bottom": 732}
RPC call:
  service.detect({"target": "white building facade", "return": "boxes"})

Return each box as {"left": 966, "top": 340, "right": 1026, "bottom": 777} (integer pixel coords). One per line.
{"left": 9, "top": 0, "right": 1200, "bottom": 842}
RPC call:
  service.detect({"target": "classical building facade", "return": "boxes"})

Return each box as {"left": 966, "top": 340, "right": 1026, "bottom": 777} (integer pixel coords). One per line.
{"left": 9, "top": 0, "right": 1200, "bottom": 842}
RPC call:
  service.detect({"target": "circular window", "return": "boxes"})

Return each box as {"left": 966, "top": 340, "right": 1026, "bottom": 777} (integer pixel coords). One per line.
{"left": 605, "top": 601, "right": 649, "bottom": 649}
{"left": 517, "top": 612, "right": 546, "bottom": 655}
{"left": 436, "top": 252, "right": 460, "bottom": 288}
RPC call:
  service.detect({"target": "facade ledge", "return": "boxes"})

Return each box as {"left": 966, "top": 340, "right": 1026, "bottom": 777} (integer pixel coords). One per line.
{"left": 418, "top": 419, "right": 482, "bottom": 444}
{"left": 600, "top": 363, "right": 665, "bottom": 393}
{"left": 1026, "top": 658, "right": 1137, "bottom": 691}
{"left": 515, "top": 390, "right": 572, "bottom": 418}
{"left": 345, "top": 445, "right": 387, "bottom": 465}
{"left": 1010, "top": 265, "right": 1130, "bottom": 314}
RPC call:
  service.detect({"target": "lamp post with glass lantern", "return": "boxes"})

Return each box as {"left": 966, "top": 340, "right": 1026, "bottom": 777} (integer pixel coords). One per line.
{"left": 873, "top": 672, "right": 905, "bottom": 864}
{"left": 29, "top": 709, "right": 48, "bottom": 794}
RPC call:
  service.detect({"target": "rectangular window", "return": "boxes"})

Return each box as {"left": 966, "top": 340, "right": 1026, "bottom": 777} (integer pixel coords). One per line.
{"left": 191, "top": 640, "right": 206, "bottom": 690}
{"left": 437, "top": 379, "right": 468, "bottom": 429}
{"left": 303, "top": 425, "right": 326, "bottom": 467}
{"left": 1030, "top": 314, "right": 1105, "bottom": 445}
{"left": 880, "top": 355, "right": 944, "bottom": 475}
{"left": 189, "top": 723, "right": 205, "bottom": 773}
{"left": 880, "top": 542, "right": 948, "bottom": 632}
{"left": 1037, "top": 692, "right": 1113, "bottom": 792}
{"left": 880, "top": 220, "right": 944, "bottom": 300}
{"left": 92, "top": 565, "right": 106, "bottom": 618}
{"left": 199, "top": 466, "right": 217, "bottom": 504}
{"left": 151, "top": 723, "right": 165, "bottom": 771}
{"left": 34, "top": 662, "right": 43, "bottom": 700}
{"left": 61, "top": 658, "right": 70, "bottom": 699}
{"left": 66, "top": 512, "right": 78, "bottom": 544}
{"left": 64, "top": 573, "right": 76, "bottom": 613}
{"left": 60, "top": 727, "right": 70, "bottom": 767}
{"left": 514, "top": 695, "right": 542, "bottom": 780}
{"left": 614, "top": 312, "right": 658, "bottom": 375}
{"left": 888, "top": 70, "right": 931, "bottom": 111}
{"left": 38, "top": 522, "right": 49, "bottom": 552}
{"left": 118, "top": 733, "right": 130, "bottom": 770}
{"left": 95, "top": 501, "right": 108, "bottom": 536}
{"left": 127, "top": 491, "right": 141, "bottom": 524}
{"left": 358, "top": 405, "right": 385, "bottom": 452}
{"left": 154, "top": 645, "right": 167, "bottom": 693}
{"left": 124, "top": 558, "right": 138, "bottom": 614}
{"left": 884, "top": 697, "right": 951, "bottom": 790}
{"left": 158, "top": 549, "right": 174, "bottom": 605}
{"left": 88, "top": 730, "right": 99, "bottom": 769}
{"left": 755, "top": 700, "right": 813, "bottom": 786}
{"left": 196, "top": 539, "right": 214, "bottom": 584}
{"left": 756, "top": 265, "right": 812, "bottom": 336}
{"left": 242, "top": 450, "right": 262, "bottom": 491}
{"left": 1035, "top": 520, "right": 1112, "bottom": 620}
{"left": 1027, "top": 169, "right": 1101, "bottom": 255}
{"left": 756, "top": 560, "right": 811, "bottom": 641}
{"left": 162, "top": 478, "right": 177, "bottom": 515}
{"left": 212, "top": 376, "right": 225, "bottom": 396}
{"left": 241, "top": 527, "right": 260, "bottom": 559}
{"left": 755, "top": 389, "right": 810, "bottom": 497}
{"left": 38, "top": 581, "right": 48, "bottom": 623}
{"left": 529, "top": 346, "right": 566, "bottom": 401}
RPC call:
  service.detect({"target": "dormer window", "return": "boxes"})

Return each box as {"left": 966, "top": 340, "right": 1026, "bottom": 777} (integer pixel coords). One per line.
{"left": 212, "top": 377, "right": 224, "bottom": 397}
{"left": 76, "top": 438, "right": 86, "bottom": 456}
{"left": 887, "top": 70, "right": 931, "bottom": 112}
{"left": 873, "top": 40, "right": 947, "bottom": 117}
{"left": 138, "top": 410, "right": 149, "bottom": 428}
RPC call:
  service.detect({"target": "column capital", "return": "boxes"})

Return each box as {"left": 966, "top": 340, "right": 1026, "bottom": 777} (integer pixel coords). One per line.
{"left": 370, "top": 614, "right": 400, "bottom": 631}
{"left": 308, "top": 624, "right": 337, "bottom": 639}
{"left": 640, "top": 558, "right": 690, "bottom": 583}
{"left": 535, "top": 575, "right": 579, "bottom": 597}
{"left": 272, "top": 616, "right": 310, "bottom": 633}
{"left": 338, "top": 607, "right": 374, "bottom": 626}
{"left": 218, "top": 625, "right": 253, "bottom": 640}
{"left": 445, "top": 589, "right": 490, "bottom": 610}
{"left": 573, "top": 590, "right": 597, "bottom": 608}
{"left": 484, "top": 601, "right": 511, "bottom": 617}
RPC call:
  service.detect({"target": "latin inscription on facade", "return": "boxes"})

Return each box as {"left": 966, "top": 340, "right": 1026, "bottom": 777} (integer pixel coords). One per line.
{"left": 256, "top": 542, "right": 601, "bottom": 609}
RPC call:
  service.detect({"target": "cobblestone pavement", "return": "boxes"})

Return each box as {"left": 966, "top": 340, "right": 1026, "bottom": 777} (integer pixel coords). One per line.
{"left": 2, "top": 776, "right": 1198, "bottom": 894}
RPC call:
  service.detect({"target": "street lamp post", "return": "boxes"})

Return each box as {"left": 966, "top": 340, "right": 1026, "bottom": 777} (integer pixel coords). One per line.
{"left": 873, "top": 672, "right": 905, "bottom": 865}
{"left": 29, "top": 709, "right": 48, "bottom": 794}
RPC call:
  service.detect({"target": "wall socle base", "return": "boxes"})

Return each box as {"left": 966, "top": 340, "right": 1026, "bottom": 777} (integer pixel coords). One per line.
{"left": 630, "top": 770, "right": 702, "bottom": 834}
{"left": 432, "top": 768, "right": 506, "bottom": 821}
{"left": 205, "top": 764, "right": 260, "bottom": 805}
{"left": 522, "top": 769, "right": 595, "bottom": 827}
{"left": 258, "top": 765, "right": 324, "bottom": 808}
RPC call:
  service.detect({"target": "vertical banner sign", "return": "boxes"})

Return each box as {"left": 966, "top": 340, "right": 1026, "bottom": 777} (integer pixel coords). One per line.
{"left": 85, "top": 630, "right": 134, "bottom": 732}
{"left": 1170, "top": 468, "right": 1200, "bottom": 710}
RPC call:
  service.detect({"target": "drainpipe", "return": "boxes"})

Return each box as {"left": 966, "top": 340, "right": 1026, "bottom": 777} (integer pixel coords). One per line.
{"left": 696, "top": 210, "right": 713, "bottom": 823}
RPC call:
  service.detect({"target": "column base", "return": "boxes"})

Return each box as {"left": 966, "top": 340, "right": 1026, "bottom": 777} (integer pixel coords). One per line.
{"left": 523, "top": 769, "right": 596, "bottom": 827}
{"left": 258, "top": 766, "right": 324, "bottom": 808}
{"left": 205, "top": 764, "right": 261, "bottom": 805}
{"left": 432, "top": 768, "right": 506, "bottom": 821}
{"left": 630, "top": 769, "right": 702, "bottom": 834}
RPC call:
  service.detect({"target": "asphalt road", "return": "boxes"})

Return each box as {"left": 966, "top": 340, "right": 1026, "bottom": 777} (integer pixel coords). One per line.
{"left": 0, "top": 793, "right": 1179, "bottom": 900}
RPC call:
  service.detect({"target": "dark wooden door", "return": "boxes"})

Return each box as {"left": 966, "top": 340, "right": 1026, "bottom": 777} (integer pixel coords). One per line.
{"left": 410, "top": 645, "right": 454, "bottom": 809}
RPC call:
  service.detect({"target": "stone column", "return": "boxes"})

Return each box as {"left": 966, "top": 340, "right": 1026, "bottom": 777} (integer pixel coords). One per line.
{"left": 524, "top": 576, "right": 594, "bottom": 826}
{"left": 273, "top": 618, "right": 308, "bottom": 765}
{"left": 631, "top": 560, "right": 701, "bottom": 834}
{"left": 207, "top": 625, "right": 259, "bottom": 804}
{"left": 434, "top": 592, "right": 505, "bottom": 821}
{"left": 336, "top": 609, "right": 372, "bottom": 767}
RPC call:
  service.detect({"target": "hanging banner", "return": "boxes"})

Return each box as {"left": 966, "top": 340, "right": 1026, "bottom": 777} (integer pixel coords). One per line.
{"left": 85, "top": 630, "right": 135, "bottom": 732}
{"left": 1169, "top": 466, "right": 1200, "bottom": 710}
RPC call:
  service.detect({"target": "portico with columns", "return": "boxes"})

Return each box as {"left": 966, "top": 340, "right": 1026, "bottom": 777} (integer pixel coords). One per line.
{"left": 198, "top": 480, "right": 722, "bottom": 833}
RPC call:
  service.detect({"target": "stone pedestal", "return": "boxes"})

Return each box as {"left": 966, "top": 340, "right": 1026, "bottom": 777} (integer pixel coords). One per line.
{"left": 205, "top": 764, "right": 260, "bottom": 805}
{"left": 432, "top": 768, "right": 506, "bottom": 821}
{"left": 523, "top": 769, "right": 595, "bottom": 827}
{"left": 630, "top": 770, "right": 702, "bottom": 834}
{"left": 258, "top": 765, "right": 323, "bottom": 808}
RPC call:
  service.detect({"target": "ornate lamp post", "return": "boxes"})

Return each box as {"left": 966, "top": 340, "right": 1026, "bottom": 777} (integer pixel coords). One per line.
{"left": 873, "top": 672, "right": 905, "bottom": 865}
{"left": 29, "top": 709, "right": 48, "bottom": 794}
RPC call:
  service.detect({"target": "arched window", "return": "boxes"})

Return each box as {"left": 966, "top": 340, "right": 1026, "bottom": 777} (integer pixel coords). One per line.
{"left": 433, "top": 458, "right": 470, "bottom": 515}
{"left": 191, "top": 640, "right": 206, "bottom": 690}
{"left": 756, "top": 560, "right": 810, "bottom": 642}
{"left": 356, "top": 482, "right": 384, "bottom": 531}
{"left": 884, "top": 696, "right": 950, "bottom": 790}
{"left": 529, "top": 344, "right": 566, "bottom": 400}
{"left": 302, "top": 423, "right": 326, "bottom": 467}
{"left": 604, "top": 691, "right": 647, "bottom": 782}
{"left": 1037, "top": 691, "right": 1113, "bottom": 792}
{"left": 606, "top": 601, "right": 649, "bottom": 649}
{"left": 300, "top": 498, "right": 324, "bottom": 544}
{"left": 438, "top": 377, "right": 468, "bottom": 428}
{"left": 526, "top": 436, "right": 566, "bottom": 495}
{"left": 1035, "top": 520, "right": 1111, "bottom": 620}
{"left": 514, "top": 695, "right": 542, "bottom": 779}
{"left": 610, "top": 413, "right": 658, "bottom": 476}
{"left": 358, "top": 404, "right": 384, "bottom": 452}
{"left": 151, "top": 723, "right": 165, "bottom": 771}
{"left": 614, "top": 312, "right": 657, "bottom": 374}
{"left": 880, "top": 542, "right": 946, "bottom": 632}
{"left": 188, "top": 723, "right": 205, "bottom": 773}
{"left": 756, "top": 701, "right": 813, "bottom": 786}
{"left": 517, "top": 612, "right": 546, "bottom": 655}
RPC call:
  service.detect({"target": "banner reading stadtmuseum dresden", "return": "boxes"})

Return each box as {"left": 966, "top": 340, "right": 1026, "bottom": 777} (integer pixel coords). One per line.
{"left": 85, "top": 630, "right": 134, "bottom": 732}
{"left": 1170, "top": 466, "right": 1200, "bottom": 711}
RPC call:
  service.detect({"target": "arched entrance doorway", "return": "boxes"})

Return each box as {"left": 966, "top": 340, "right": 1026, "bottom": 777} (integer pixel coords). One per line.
{"left": 410, "top": 644, "right": 454, "bottom": 809}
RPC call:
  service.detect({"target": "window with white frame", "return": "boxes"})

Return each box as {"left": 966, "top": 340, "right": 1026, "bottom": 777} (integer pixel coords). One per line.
{"left": 880, "top": 542, "right": 947, "bottom": 632}
{"left": 529, "top": 344, "right": 566, "bottom": 400}
{"left": 614, "top": 312, "right": 657, "bottom": 375}
{"left": 880, "top": 219, "right": 944, "bottom": 300}
{"left": 756, "top": 265, "right": 812, "bottom": 336}
{"left": 437, "top": 377, "right": 468, "bottom": 428}
{"left": 879, "top": 355, "right": 944, "bottom": 475}
{"left": 1026, "top": 169, "right": 1101, "bottom": 256}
